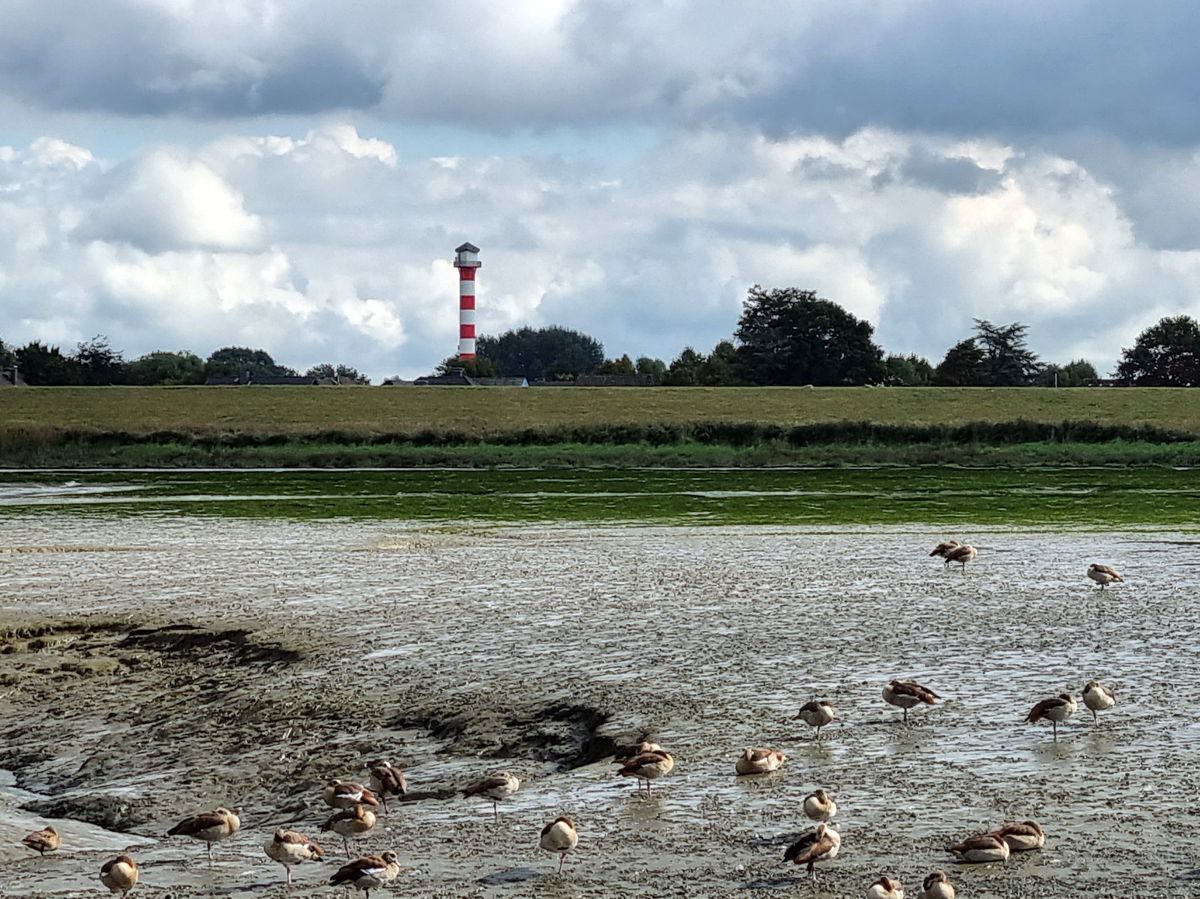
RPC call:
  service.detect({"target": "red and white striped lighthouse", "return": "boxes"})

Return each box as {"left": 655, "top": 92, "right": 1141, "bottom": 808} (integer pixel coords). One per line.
{"left": 453, "top": 242, "right": 481, "bottom": 360}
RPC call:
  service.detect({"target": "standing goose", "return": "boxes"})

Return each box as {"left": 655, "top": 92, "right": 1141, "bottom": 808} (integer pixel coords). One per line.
{"left": 868, "top": 876, "right": 905, "bottom": 899}
{"left": 167, "top": 806, "right": 240, "bottom": 861}
{"left": 539, "top": 816, "right": 579, "bottom": 874}
{"left": 21, "top": 825, "right": 61, "bottom": 856}
{"left": 784, "top": 822, "right": 841, "bottom": 885}
{"left": 614, "top": 740, "right": 663, "bottom": 762}
{"left": 803, "top": 789, "right": 837, "bottom": 822}
{"left": 321, "top": 803, "right": 378, "bottom": 857}
{"left": 365, "top": 760, "right": 407, "bottom": 815}
{"left": 1087, "top": 564, "right": 1124, "bottom": 589}
{"left": 99, "top": 855, "right": 139, "bottom": 897}
{"left": 463, "top": 771, "right": 521, "bottom": 821}
{"left": 991, "top": 820, "right": 1045, "bottom": 851}
{"left": 946, "top": 832, "right": 1010, "bottom": 863}
{"left": 617, "top": 750, "right": 674, "bottom": 796}
{"left": 329, "top": 850, "right": 401, "bottom": 897}
{"left": 795, "top": 700, "right": 837, "bottom": 740}
{"left": 735, "top": 748, "right": 788, "bottom": 775}
{"left": 943, "top": 544, "right": 978, "bottom": 571}
{"left": 930, "top": 540, "right": 961, "bottom": 559}
{"left": 1026, "top": 693, "right": 1077, "bottom": 740}
{"left": 323, "top": 780, "right": 379, "bottom": 811}
{"left": 883, "top": 680, "right": 940, "bottom": 724}
{"left": 264, "top": 828, "right": 323, "bottom": 885}
{"left": 1082, "top": 681, "right": 1116, "bottom": 723}
{"left": 920, "top": 870, "right": 956, "bottom": 899}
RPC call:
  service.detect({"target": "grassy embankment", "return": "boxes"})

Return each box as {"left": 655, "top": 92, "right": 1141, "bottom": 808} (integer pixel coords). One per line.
{"left": 1, "top": 386, "right": 1198, "bottom": 467}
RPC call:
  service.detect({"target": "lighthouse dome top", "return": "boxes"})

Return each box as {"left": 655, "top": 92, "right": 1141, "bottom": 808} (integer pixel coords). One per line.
{"left": 455, "top": 242, "right": 480, "bottom": 254}
{"left": 454, "top": 242, "right": 481, "bottom": 268}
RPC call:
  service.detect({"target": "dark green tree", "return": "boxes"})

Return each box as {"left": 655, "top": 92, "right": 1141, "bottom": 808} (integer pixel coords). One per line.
{"left": 72, "top": 335, "right": 126, "bottom": 385}
{"left": 698, "top": 340, "right": 742, "bottom": 385}
{"left": 1116, "top": 315, "right": 1200, "bottom": 386}
{"left": 635, "top": 356, "right": 667, "bottom": 380}
{"left": 883, "top": 353, "right": 935, "bottom": 386}
{"left": 126, "top": 351, "right": 206, "bottom": 385}
{"left": 15, "top": 341, "right": 79, "bottom": 385}
{"left": 595, "top": 354, "right": 636, "bottom": 375}
{"left": 662, "top": 347, "right": 706, "bottom": 386}
{"left": 0, "top": 339, "right": 15, "bottom": 368}
{"left": 1037, "top": 359, "right": 1098, "bottom": 387}
{"left": 434, "top": 356, "right": 497, "bottom": 378}
{"left": 972, "top": 319, "right": 1041, "bottom": 385}
{"left": 733, "top": 286, "right": 886, "bottom": 385}
{"left": 304, "top": 363, "right": 371, "bottom": 385}
{"left": 204, "top": 347, "right": 296, "bottom": 379}
{"left": 475, "top": 326, "right": 604, "bottom": 380}
{"left": 933, "top": 339, "right": 988, "bottom": 386}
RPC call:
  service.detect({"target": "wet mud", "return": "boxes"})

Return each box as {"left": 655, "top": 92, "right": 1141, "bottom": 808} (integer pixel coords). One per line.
{"left": 1, "top": 516, "right": 1199, "bottom": 896}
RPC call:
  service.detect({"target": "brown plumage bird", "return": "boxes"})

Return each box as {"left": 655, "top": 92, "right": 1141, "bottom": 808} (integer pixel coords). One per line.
{"left": 21, "top": 825, "right": 61, "bottom": 856}
{"left": 166, "top": 806, "right": 240, "bottom": 861}
{"left": 946, "top": 832, "right": 1009, "bottom": 863}
{"left": 930, "top": 540, "right": 961, "bottom": 559}
{"left": 616, "top": 749, "right": 674, "bottom": 796}
{"left": 991, "top": 820, "right": 1045, "bottom": 851}
{"left": 867, "top": 876, "right": 905, "bottom": 899}
{"left": 883, "top": 680, "right": 940, "bottom": 723}
{"left": 784, "top": 823, "right": 841, "bottom": 886}
{"left": 795, "top": 700, "right": 837, "bottom": 739}
{"left": 1026, "top": 692, "right": 1077, "bottom": 740}
{"left": 613, "top": 740, "right": 663, "bottom": 762}
{"left": 1087, "top": 563, "right": 1123, "bottom": 589}
{"left": 366, "top": 759, "right": 407, "bottom": 815}
{"left": 323, "top": 780, "right": 379, "bottom": 811}
{"left": 329, "top": 850, "right": 401, "bottom": 897}
{"left": 321, "top": 804, "right": 377, "bottom": 857}
{"left": 735, "top": 747, "right": 788, "bottom": 775}
{"left": 943, "top": 543, "right": 977, "bottom": 571}
{"left": 803, "top": 789, "right": 837, "bottom": 822}
{"left": 921, "top": 870, "right": 956, "bottom": 899}
{"left": 99, "top": 854, "right": 139, "bottom": 896}
{"left": 1082, "top": 681, "right": 1116, "bottom": 723}
{"left": 539, "top": 816, "right": 579, "bottom": 874}
{"left": 462, "top": 771, "right": 520, "bottom": 821}
{"left": 264, "top": 828, "right": 323, "bottom": 885}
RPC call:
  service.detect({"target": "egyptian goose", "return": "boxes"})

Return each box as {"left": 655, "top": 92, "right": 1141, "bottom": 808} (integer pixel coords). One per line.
{"left": 803, "top": 789, "right": 837, "bottom": 822}
{"left": 735, "top": 748, "right": 788, "bottom": 775}
{"left": 784, "top": 822, "right": 841, "bottom": 885}
{"left": 264, "top": 828, "right": 323, "bottom": 885}
{"left": 930, "top": 541, "right": 961, "bottom": 559}
{"left": 329, "top": 850, "right": 401, "bottom": 897}
{"left": 883, "top": 680, "right": 940, "bottom": 723}
{"left": 1087, "top": 563, "right": 1123, "bottom": 589}
{"left": 614, "top": 740, "right": 663, "bottom": 762}
{"left": 991, "top": 820, "right": 1045, "bottom": 851}
{"left": 167, "top": 806, "right": 240, "bottom": 860}
{"left": 920, "top": 870, "right": 956, "bottom": 898}
{"left": 323, "top": 780, "right": 379, "bottom": 811}
{"left": 462, "top": 771, "right": 521, "bottom": 821}
{"left": 946, "top": 832, "right": 1010, "bottom": 863}
{"left": 1026, "top": 693, "right": 1077, "bottom": 740}
{"left": 868, "top": 875, "right": 905, "bottom": 899}
{"left": 321, "top": 804, "right": 377, "bottom": 857}
{"left": 617, "top": 750, "right": 674, "bottom": 796}
{"left": 21, "top": 825, "right": 61, "bottom": 856}
{"left": 539, "top": 816, "right": 579, "bottom": 874}
{"left": 795, "top": 700, "right": 836, "bottom": 739}
{"left": 366, "top": 760, "right": 407, "bottom": 815}
{"left": 1082, "top": 681, "right": 1116, "bottom": 723}
{"left": 943, "top": 544, "right": 977, "bottom": 571}
{"left": 99, "top": 854, "right": 138, "bottom": 896}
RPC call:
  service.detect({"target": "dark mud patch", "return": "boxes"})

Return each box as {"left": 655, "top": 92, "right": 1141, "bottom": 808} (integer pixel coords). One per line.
{"left": 118, "top": 623, "right": 302, "bottom": 666}
{"left": 21, "top": 793, "right": 152, "bottom": 831}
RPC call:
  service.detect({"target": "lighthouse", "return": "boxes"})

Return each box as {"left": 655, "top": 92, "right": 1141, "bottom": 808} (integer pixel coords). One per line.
{"left": 453, "top": 242, "right": 480, "bottom": 360}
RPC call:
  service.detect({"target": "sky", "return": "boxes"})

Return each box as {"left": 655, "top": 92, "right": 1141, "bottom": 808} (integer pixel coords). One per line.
{"left": 2, "top": 1, "right": 1200, "bottom": 380}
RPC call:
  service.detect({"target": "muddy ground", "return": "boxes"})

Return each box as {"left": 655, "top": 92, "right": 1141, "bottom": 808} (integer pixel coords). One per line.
{"left": 1, "top": 517, "right": 1199, "bottom": 897}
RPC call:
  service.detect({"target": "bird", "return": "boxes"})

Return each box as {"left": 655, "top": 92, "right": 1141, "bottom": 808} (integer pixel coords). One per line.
{"left": 803, "top": 789, "right": 837, "bottom": 822}
{"left": 264, "top": 828, "right": 323, "bottom": 885}
{"left": 365, "top": 759, "right": 407, "bottom": 815}
{"left": 21, "top": 825, "right": 61, "bottom": 856}
{"left": 617, "top": 749, "right": 674, "bottom": 796}
{"left": 795, "top": 700, "right": 837, "bottom": 739}
{"left": 323, "top": 780, "right": 380, "bottom": 811}
{"left": 321, "top": 804, "right": 377, "bottom": 857}
{"left": 539, "top": 816, "right": 579, "bottom": 875}
{"left": 462, "top": 771, "right": 521, "bottom": 821}
{"left": 930, "top": 540, "right": 961, "bottom": 559}
{"left": 614, "top": 740, "right": 663, "bottom": 762}
{"left": 329, "top": 850, "right": 401, "bottom": 897}
{"left": 943, "top": 544, "right": 978, "bottom": 571}
{"left": 1026, "top": 692, "right": 1077, "bottom": 740}
{"left": 991, "top": 820, "right": 1045, "bottom": 852}
{"left": 883, "top": 680, "right": 940, "bottom": 724}
{"left": 784, "top": 822, "right": 841, "bottom": 885}
{"left": 868, "top": 875, "right": 905, "bottom": 899}
{"left": 920, "top": 870, "right": 956, "bottom": 899}
{"left": 166, "top": 806, "right": 241, "bottom": 861}
{"left": 1087, "top": 563, "right": 1124, "bottom": 590}
{"left": 99, "top": 854, "right": 139, "bottom": 897}
{"left": 735, "top": 747, "right": 788, "bottom": 775}
{"left": 1082, "top": 681, "right": 1116, "bottom": 723}
{"left": 946, "top": 832, "right": 1010, "bottom": 863}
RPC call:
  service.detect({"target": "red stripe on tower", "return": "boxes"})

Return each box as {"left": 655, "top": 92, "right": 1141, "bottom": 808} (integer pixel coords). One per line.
{"left": 453, "top": 242, "right": 481, "bottom": 360}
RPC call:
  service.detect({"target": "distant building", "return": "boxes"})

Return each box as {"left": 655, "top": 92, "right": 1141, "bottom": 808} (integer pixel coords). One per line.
{"left": 0, "top": 367, "right": 27, "bottom": 387}
{"left": 203, "top": 372, "right": 337, "bottom": 386}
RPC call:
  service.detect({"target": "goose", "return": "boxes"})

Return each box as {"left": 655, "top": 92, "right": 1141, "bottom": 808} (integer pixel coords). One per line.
{"left": 323, "top": 780, "right": 379, "bottom": 811}
{"left": 735, "top": 748, "right": 788, "bottom": 775}
{"left": 539, "top": 816, "right": 579, "bottom": 874}
{"left": 1082, "top": 681, "right": 1116, "bottom": 723}
{"left": 365, "top": 760, "right": 407, "bottom": 815}
{"left": 803, "top": 789, "right": 837, "bottom": 822}
{"left": 784, "top": 822, "right": 841, "bottom": 885}
{"left": 930, "top": 541, "right": 961, "bottom": 559}
{"left": 99, "top": 855, "right": 138, "bottom": 897}
{"left": 867, "top": 875, "right": 905, "bottom": 899}
{"left": 462, "top": 771, "right": 521, "bottom": 820}
{"left": 920, "top": 870, "right": 956, "bottom": 899}
{"left": 1026, "top": 693, "right": 1077, "bottom": 740}
{"left": 1087, "top": 563, "right": 1123, "bottom": 590}
{"left": 883, "top": 680, "right": 940, "bottom": 723}
{"left": 943, "top": 544, "right": 977, "bottom": 571}
{"left": 21, "top": 825, "right": 61, "bottom": 856}
{"left": 166, "top": 806, "right": 240, "bottom": 861}
{"left": 946, "top": 832, "right": 1010, "bottom": 863}
{"left": 991, "top": 820, "right": 1045, "bottom": 851}
{"left": 795, "top": 700, "right": 837, "bottom": 739}
{"left": 321, "top": 804, "right": 377, "bottom": 857}
{"left": 617, "top": 750, "right": 674, "bottom": 796}
{"left": 264, "top": 828, "right": 323, "bottom": 885}
{"left": 614, "top": 740, "right": 663, "bottom": 762}
{"left": 329, "top": 850, "right": 401, "bottom": 897}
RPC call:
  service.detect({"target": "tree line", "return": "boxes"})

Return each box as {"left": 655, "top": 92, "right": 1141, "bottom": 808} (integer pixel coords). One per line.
{"left": 4, "top": 285, "right": 1199, "bottom": 386}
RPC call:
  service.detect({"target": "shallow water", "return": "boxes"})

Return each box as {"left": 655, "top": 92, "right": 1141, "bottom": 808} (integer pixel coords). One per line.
{"left": 1, "top": 501, "right": 1199, "bottom": 897}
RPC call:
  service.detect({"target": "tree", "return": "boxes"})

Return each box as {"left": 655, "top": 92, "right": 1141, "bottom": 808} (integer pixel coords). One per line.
{"left": 1037, "top": 359, "right": 1098, "bottom": 387}
{"left": 884, "top": 353, "right": 935, "bottom": 386}
{"left": 662, "top": 347, "right": 706, "bottom": 386}
{"left": 0, "top": 339, "right": 15, "bottom": 369}
{"left": 73, "top": 335, "right": 126, "bottom": 385}
{"left": 204, "top": 347, "right": 296, "bottom": 379}
{"left": 933, "top": 339, "right": 988, "bottom": 386}
{"left": 1116, "top": 315, "right": 1200, "bottom": 386}
{"left": 596, "top": 354, "right": 636, "bottom": 375}
{"left": 698, "top": 340, "right": 742, "bottom": 385}
{"left": 15, "top": 341, "right": 79, "bottom": 385}
{"left": 635, "top": 356, "right": 667, "bottom": 380}
{"left": 733, "top": 286, "right": 886, "bottom": 386}
{"left": 305, "top": 363, "right": 371, "bottom": 385}
{"left": 972, "top": 319, "right": 1041, "bottom": 385}
{"left": 475, "top": 326, "right": 604, "bottom": 380}
{"left": 127, "top": 351, "right": 205, "bottom": 385}
{"left": 434, "top": 356, "right": 497, "bottom": 378}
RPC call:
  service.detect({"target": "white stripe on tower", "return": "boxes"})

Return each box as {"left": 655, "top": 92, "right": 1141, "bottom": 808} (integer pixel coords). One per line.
{"left": 453, "top": 242, "right": 481, "bottom": 360}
